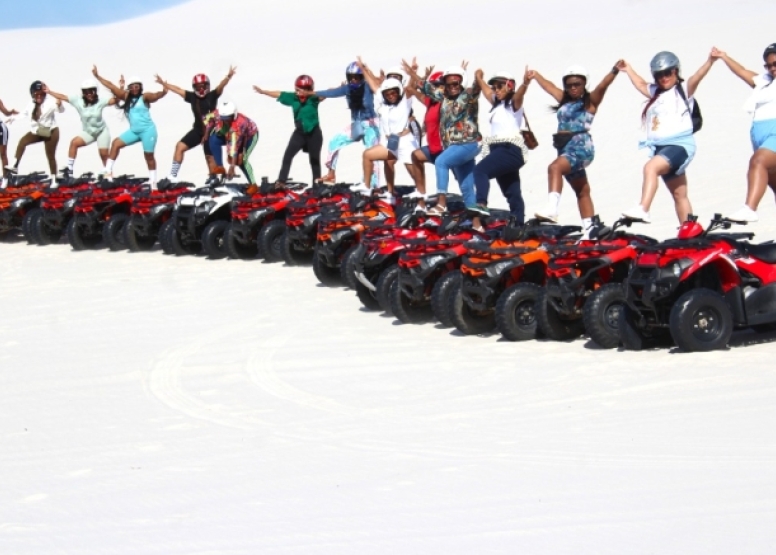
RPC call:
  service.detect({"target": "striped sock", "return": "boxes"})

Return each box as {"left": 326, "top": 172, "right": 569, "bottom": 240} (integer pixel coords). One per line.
{"left": 170, "top": 161, "right": 181, "bottom": 178}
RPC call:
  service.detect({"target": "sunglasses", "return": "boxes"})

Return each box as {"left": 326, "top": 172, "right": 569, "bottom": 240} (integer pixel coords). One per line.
{"left": 653, "top": 69, "right": 675, "bottom": 80}
{"left": 83, "top": 89, "right": 97, "bottom": 95}
{"left": 491, "top": 81, "right": 507, "bottom": 90}
{"left": 444, "top": 80, "right": 462, "bottom": 88}
{"left": 564, "top": 80, "right": 585, "bottom": 89}
{"left": 764, "top": 62, "right": 776, "bottom": 70}
{"left": 347, "top": 74, "right": 364, "bottom": 81}
{"left": 382, "top": 89, "right": 400, "bottom": 97}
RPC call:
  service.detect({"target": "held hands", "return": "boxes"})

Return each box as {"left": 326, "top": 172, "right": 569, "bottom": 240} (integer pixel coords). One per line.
{"left": 524, "top": 68, "right": 537, "bottom": 82}
{"left": 154, "top": 74, "right": 166, "bottom": 87}
{"left": 474, "top": 68, "right": 484, "bottom": 81}
{"left": 615, "top": 60, "right": 629, "bottom": 72}
{"left": 710, "top": 47, "right": 725, "bottom": 60}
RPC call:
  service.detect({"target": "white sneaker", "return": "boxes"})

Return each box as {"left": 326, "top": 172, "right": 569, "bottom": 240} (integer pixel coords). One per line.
{"left": 167, "top": 175, "right": 179, "bottom": 184}
{"left": 726, "top": 205, "right": 758, "bottom": 223}
{"left": 350, "top": 182, "right": 370, "bottom": 194}
{"left": 622, "top": 205, "right": 651, "bottom": 224}
{"left": 405, "top": 190, "right": 425, "bottom": 200}
{"left": 379, "top": 191, "right": 396, "bottom": 206}
{"left": 534, "top": 205, "right": 558, "bottom": 223}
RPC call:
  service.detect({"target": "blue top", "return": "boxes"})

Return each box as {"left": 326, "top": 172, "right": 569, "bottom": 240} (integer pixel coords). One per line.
{"left": 314, "top": 84, "right": 377, "bottom": 121}
{"left": 557, "top": 100, "right": 594, "bottom": 133}
{"left": 126, "top": 97, "right": 154, "bottom": 133}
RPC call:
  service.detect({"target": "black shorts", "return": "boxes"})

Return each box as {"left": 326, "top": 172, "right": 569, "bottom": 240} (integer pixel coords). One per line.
{"left": 179, "top": 128, "right": 212, "bottom": 156}
{"left": 0, "top": 122, "right": 8, "bottom": 147}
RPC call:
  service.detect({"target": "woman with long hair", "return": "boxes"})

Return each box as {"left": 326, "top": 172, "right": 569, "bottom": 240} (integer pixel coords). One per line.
{"left": 527, "top": 63, "right": 618, "bottom": 232}
{"left": 91, "top": 66, "right": 167, "bottom": 184}
{"left": 619, "top": 51, "right": 716, "bottom": 223}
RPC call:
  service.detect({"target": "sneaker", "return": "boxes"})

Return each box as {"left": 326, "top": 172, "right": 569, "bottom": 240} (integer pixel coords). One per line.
{"left": 405, "top": 190, "right": 425, "bottom": 200}
{"left": 166, "top": 175, "right": 179, "bottom": 184}
{"left": 379, "top": 191, "right": 396, "bottom": 206}
{"left": 534, "top": 206, "right": 558, "bottom": 223}
{"left": 621, "top": 205, "right": 651, "bottom": 224}
{"left": 350, "top": 182, "right": 371, "bottom": 194}
{"left": 4, "top": 165, "right": 17, "bottom": 175}
{"left": 467, "top": 203, "right": 490, "bottom": 216}
{"left": 726, "top": 205, "right": 758, "bottom": 223}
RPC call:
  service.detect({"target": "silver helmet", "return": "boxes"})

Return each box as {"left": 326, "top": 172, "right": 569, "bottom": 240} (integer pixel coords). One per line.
{"left": 650, "top": 51, "right": 680, "bottom": 74}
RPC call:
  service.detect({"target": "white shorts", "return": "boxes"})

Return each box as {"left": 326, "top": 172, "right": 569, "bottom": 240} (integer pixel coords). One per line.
{"left": 0, "top": 122, "right": 8, "bottom": 147}
{"left": 79, "top": 127, "right": 111, "bottom": 149}
{"left": 387, "top": 134, "right": 419, "bottom": 164}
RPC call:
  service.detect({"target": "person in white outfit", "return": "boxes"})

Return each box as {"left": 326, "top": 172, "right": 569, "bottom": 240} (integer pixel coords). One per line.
{"left": 0, "top": 96, "right": 19, "bottom": 187}
{"left": 714, "top": 43, "right": 776, "bottom": 223}
{"left": 619, "top": 51, "right": 716, "bottom": 224}
{"left": 6, "top": 80, "right": 64, "bottom": 178}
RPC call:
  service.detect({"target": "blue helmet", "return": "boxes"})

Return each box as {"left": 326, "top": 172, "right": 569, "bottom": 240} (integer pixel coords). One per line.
{"left": 346, "top": 62, "right": 364, "bottom": 89}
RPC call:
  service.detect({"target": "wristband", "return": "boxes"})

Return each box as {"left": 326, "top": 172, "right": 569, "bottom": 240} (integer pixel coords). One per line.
{"left": 611, "top": 66, "right": 619, "bottom": 75}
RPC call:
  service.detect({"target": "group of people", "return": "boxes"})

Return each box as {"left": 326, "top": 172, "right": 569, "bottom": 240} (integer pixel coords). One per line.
{"left": 2, "top": 43, "right": 776, "bottom": 229}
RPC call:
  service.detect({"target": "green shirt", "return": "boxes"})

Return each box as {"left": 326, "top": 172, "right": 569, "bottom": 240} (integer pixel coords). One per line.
{"left": 277, "top": 92, "right": 320, "bottom": 133}
{"left": 69, "top": 95, "right": 110, "bottom": 136}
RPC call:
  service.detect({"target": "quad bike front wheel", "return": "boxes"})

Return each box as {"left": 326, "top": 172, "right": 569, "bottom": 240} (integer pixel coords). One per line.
{"left": 258, "top": 220, "right": 286, "bottom": 262}
{"left": 66, "top": 219, "right": 101, "bottom": 251}
{"left": 103, "top": 213, "right": 129, "bottom": 251}
{"left": 281, "top": 231, "right": 312, "bottom": 266}
{"left": 202, "top": 220, "right": 229, "bottom": 260}
{"left": 448, "top": 280, "right": 496, "bottom": 335}
{"left": 583, "top": 283, "right": 625, "bottom": 349}
{"left": 495, "top": 282, "right": 542, "bottom": 341}
{"left": 34, "top": 214, "right": 63, "bottom": 246}
{"left": 669, "top": 288, "right": 733, "bottom": 352}
{"left": 536, "top": 286, "right": 585, "bottom": 341}
{"left": 390, "top": 279, "right": 433, "bottom": 324}
{"left": 124, "top": 219, "right": 158, "bottom": 251}
{"left": 22, "top": 208, "right": 41, "bottom": 244}
{"left": 431, "top": 272, "right": 460, "bottom": 328}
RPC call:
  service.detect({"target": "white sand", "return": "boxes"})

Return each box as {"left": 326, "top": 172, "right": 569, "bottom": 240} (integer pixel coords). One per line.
{"left": 2, "top": 1, "right": 776, "bottom": 552}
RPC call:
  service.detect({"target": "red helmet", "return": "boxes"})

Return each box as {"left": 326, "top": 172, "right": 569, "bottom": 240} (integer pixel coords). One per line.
{"left": 295, "top": 75, "right": 314, "bottom": 90}
{"left": 428, "top": 71, "right": 444, "bottom": 85}
{"left": 192, "top": 74, "right": 210, "bottom": 97}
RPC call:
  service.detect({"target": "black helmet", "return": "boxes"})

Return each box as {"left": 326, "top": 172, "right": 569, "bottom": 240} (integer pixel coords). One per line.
{"left": 763, "top": 43, "right": 776, "bottom": 60}
{"left": 30, "top": 80, "right": 44, "bottom": 95}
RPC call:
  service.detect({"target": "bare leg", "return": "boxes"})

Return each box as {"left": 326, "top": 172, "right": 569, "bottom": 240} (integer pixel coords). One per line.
{"left": 568, "top": 175, "right": 595, "bottom": 219}
{"left": 174, "top": 141, "right": 189, "bottom": 164}
{"left": 666, "top": 174, "right": 692, "bottom": 223}
{"left": 745, "top": 149, "right": 776, "bottom": 209}
{"left": 363, "top": 145, "right": 392, "bottom": 191}
{"left": 108, "top": 138, "right": 126, "bottom": 163}
{"left": 144, "top": 151, "right": 157, "bottom": 171}
{"left": 68, "top": 136, "right": 87, "bottom": 159}
{"left": 547, "top": 156, "right": 571, "bottom": 194}
{"left": 639, "top": 155, "right": 672, "bottom": 212}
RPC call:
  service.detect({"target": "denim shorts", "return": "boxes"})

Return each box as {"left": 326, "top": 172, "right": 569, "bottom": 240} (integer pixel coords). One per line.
{"left": 420, "top": 145, "right": 440, "bottom": 164}
{"left": 654, "top": 145, "right": 690, "bottom": 182}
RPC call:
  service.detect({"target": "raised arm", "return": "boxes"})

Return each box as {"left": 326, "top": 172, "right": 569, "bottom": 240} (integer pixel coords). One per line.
{"left": 527, "top": 70, "right": 564, "bottom": 103}
{"left": 711, "top": 47, "right": 758, "bottom": 88}
{"left": 617, "top": 59, "right": 650, "bottom": 98}
{"left": 92, "top": 65, "right": 127, "bottom": 100}
{"left": 155, "top": 74, "right": 186, "bottom": 98}
{"left": 589, "top": 61, "right": 620, "bottom": 108}
{"left": 474, "top": 69, "right": 494, "bottom": 106}
{"left": 356, "top": 57, "right": 380, "bottom": 94}
{"left": 512, "top": 66, "right": 531, "bottom": 110}
{"left": 143, "top": 88, "right": 168, "bottom": 103}
{"left": 215, "top": 66, "right": 237, "bottom": 95}
{"left": 686, "top": 53, "right": 718, "bottom": 97}
{"left": 41, "top": 86, "right": 70, "bottom": 104}
{"left": 0, "top": 98, "right": 17, "bottom": 117}
{"left": 253, "top": 86, "right": 281, "bottom": 99}
{"left": 403, "top": 59, "right": 443, "bottom": 102}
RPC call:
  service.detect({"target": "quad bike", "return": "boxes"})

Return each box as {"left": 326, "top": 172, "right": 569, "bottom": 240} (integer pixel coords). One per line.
{"left": 0, "top": 172, "right": 50, "bottom": 241}
{"left": 537, "top": 216, "right": 657, "bottom": 348}
{"left": 67, "top": 176, "right": 148, "bottom": 251}
{"left": 282, "top": 183, "right": 354, "bottom": 266}
{"left": 123, "top": 179, "right": 194, "bottom": 252}
{"left": 32, "top": 173, "right": 96, "bottom": 245}
{"left": 621, "top": 213, "right": 776, "bottom": 352}
{"left": 225, "top": 178, "right": 308, "bottom": 261}
{"left": 449, "top": 220, "right": 581, "bottom": 337}
{"left": 166, "top": 176, "right": 249, "bottom": 257}
{"left": 390, "top": 210, "right": 511, "bottom": 324}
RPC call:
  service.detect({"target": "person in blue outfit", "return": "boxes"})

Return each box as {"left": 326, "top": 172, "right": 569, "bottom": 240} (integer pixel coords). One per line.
{"left": 313, "top": 62, "right": 379, "bottom": 186}
{"left": 91, "top": 66, "right": 167, "bottom": 185}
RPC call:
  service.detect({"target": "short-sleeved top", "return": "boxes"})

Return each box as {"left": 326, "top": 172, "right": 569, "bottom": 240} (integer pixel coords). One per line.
{"left": 377, "top": 96, "right": 412, "bottom": 138}
{"left": 488, "top": 95, "right": 524, "bottom": 138}
{"left": 644, "top": 83, "right": 694, "bottom": 141}
{"left": 277, "top": 92, "right": 321, "bottom": 133}
{"left": 423, "top": 97, "right": 443, "bottom": 155}
{"left": 747, "top": 74, "right": 776, "bottom": 122}
{"left": 69, "top": 95, "right": 110, "bottom": 136}
{"left": 184, "top": 90, "right": 220, "bottom": 133}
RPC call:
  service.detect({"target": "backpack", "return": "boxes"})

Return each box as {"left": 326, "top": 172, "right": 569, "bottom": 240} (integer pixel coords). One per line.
{"left": 676, "top": 85, "right": 702, "bottom": 133}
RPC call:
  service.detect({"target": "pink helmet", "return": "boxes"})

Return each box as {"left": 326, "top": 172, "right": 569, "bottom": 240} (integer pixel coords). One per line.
{"left": 192, "top": 74, "right": 210, "bottom": 97}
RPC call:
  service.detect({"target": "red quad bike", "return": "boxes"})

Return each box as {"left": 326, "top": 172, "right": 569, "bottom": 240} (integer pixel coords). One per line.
{"left": 391, "top": 210, "right": 511, "bottom": 325}
{"left": 32, "top": 173, "right": 96, "bottom": 246}
{"left": 281, "top": 183, "right": 354, "bottom": 266}
{"left": 123, "top": 179, "right": 194, "bottom": 253}
{"left": 224, "top": 178, "right": 308, "bottom": 261}
{"left": 67, "top": 176, "right": 149, "bottom": 251}
{"left": 537, "top": 216, "right": 657, "bottom": 348}
{"left": 450, "top": 220, "right": 582, "bottom": 337}
{"left": 621, "top": 213, "right": 776, "bottom": 352}
{"left": 0, "top": 172, "right": 50, "bottom": 242}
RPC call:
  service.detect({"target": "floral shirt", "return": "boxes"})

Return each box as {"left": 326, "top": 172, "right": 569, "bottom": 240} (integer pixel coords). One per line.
{"left": 205, "top": 112, "right": 259, "bottom": 158}
{"left": 422, "top": 80, "right": 481, "bottom": 147}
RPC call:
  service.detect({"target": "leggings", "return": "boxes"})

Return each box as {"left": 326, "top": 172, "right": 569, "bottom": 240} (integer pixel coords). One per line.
{"left": 209, "top": 131, "right": 259, "bottom": 184}
{"left": 278, "top": 125, "right": 323, "bottom": 183}
{"left": 15, "top": 129, "right": 60, "bottom": 174}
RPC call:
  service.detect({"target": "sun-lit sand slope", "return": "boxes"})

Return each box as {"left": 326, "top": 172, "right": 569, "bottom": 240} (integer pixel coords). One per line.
{"left": 2, "top": 1, "right": 776, "bottom": 553}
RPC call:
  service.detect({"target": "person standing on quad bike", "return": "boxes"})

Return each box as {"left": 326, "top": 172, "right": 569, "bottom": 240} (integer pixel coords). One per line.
{"left": 356, "top": 57, "right": 423, "bottom": 203}
{"left": 714, "top": 43, "right": 776, "bottom": 223}
{"left": 0, "top": 96, "right": 19, "bottom": 188}
{"left": 5, "top": 80, "right": 64, "bottom": 180}
{"left": 205, "top": 101, "right": 259, "bottom": 184}
{"left": 254, "top": 75, "right": 324, "bottom": 185}
{"left": 43, "top": 80, "right": 119, "bottom": 177}
{"left": 155, "top": 66, "right": 236, "bottom": 182}
{"left": 619, "top": 51, "right": 716, "bottom": 224}
{"left": 527, "top": 63, "right": 618, "bottom": 235}
{"left": 470, "top": 67, "right": 531, "bottom": 230}
{"left": 91, "top": 67, "right": 168, "bottom": 185}
{"left": 312, "top": 61, "right": 380, "bottom": 186}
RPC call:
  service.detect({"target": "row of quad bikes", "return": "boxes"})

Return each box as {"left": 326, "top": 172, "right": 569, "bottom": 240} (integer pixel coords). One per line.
{"left": 3, "top": 171, "right": 776, "bottom": 352}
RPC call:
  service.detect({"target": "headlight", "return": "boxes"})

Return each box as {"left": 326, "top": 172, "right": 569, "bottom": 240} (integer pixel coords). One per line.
{"left": 150, "top": 204, "right": 168, "bottom": 216}
{"left": 249, "top": 208, "right": 269, "bottom": 222}
{"left": 64, "top": 198, "right": 76, "bottom": 209}
{"left": 420, "top": 253, "right": 450, "bottom": 270}
{"left": 664, "top": 257, "right": 694, "bottom": 278}
{"left": 486, "top": 259, "right": 520, "bottom": 279}
{"left": 11, "top": 198, "right": 28, "bottom": 209}
{"left": 196, "top": 200, "right": 216, "bottom": 213}
{"left": 303, "top": 213, "right": 321, "bottom": 226}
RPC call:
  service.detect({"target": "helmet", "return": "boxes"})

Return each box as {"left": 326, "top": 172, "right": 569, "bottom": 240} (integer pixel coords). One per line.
{"left": 81, "top": 78, "right": 98, "bottom": 91}
{"left": 442, "top": 66, "right": 465, "bottom": 82}
{"left": 218, "top": 100, "right": 237, "bottom": 118}
{"left": 385, "top": 65, "right": 407, "bottom": 85}
{"left": 428, "top": 71, "right": 444, "bottom": 85}
{"left": 488, "top": 71, "right": 516, "bottom": 90}
{"left": 192, "top": 74, "right": 210, "bottom": 97}
{"left": 295, "top": 74, "right": 314, "bottom": 90}
{"left": 650, "top": 51, "right": 680, "bottom": 74}
{"left": 562, "top": 65, "right": 589, "bottom": 83}
{"left": 345, "top": 62, "right": 362, "bottom": 76}
{"left": 763, "top": 43, "right": 776, "bottom": 60}
{"left": 127, "top": 75, "right": 143, "bottom": 87}
{"left": 379, "top": 77, "right": 403, "bottom": 104}
{"left": 30, "top": 80, "right": 44, "bottom": 95}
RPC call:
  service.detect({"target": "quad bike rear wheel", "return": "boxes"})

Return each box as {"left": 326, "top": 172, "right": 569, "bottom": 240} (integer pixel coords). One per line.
{"left": 202, "top": 220, "right": 229, "bottom": 259}
{"left": 124, "top": 219, "right": 158, "bottom": 251}
{"left": 669, "top": 288, "right": 733, "bottom": 352}
{"left": 103, "top": 213, "right": 129, "bottom": 251}
{"left": 583, "top": 283, "right": 625, "bottom": 349}
{"left": 22, "top": 208, "right": 41, "bottom": 244}
{"left": 536, "top": 286, "right": 585, "bottom": 341}
{"left": 258, "top": 220, "right": 286, "bottom": 262}
{"left": 390, "top": 279, "right": 433, "bottom": 324}
{"left": 495, "top": 282, "right": 542, "bottom": 341}
{"left": 448, "top": 280, "right": 496, "bottom": 335}
{"left": 431, "top": 272, "right": 460, "bottom": 328}
{"left": 66, "top": 219, "right": 101, "bottom": 251}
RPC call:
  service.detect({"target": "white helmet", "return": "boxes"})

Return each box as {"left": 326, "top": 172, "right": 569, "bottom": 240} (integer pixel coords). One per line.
{"left": 218, "top": 100, "right": 237, "bottom": 118}
{"left": 385, "top": 66, "right": 407, "bottom": 86}
{"left": 379, "top": 78, "right": 403, "bottom": 105}
{"left": 126, "top": 75, "right": 142, "bottom": 87}
{"left": 562, "top": 65, "right": 589, "bottom": 83}
{"left": 488, "top": 71, "right": 516, "bottom": 88}
{"left": 442, "top": 66, "right": 465, "bottom": 82}
{"left": 81, "top": 78, "right": 98, "bottom": 90}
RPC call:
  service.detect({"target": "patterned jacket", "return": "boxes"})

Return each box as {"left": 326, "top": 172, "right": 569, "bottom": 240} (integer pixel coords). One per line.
{"left": 205, "top": 112, "right": 259, "bottom": 158}
{"left": 422, "top": 81, "right": 481, "bottom": 147}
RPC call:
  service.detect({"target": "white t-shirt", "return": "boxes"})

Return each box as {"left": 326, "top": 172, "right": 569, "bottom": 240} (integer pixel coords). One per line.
{"left": 488, "top": 96, "right": 524, "bottom": 138}
{"left": 23, "top": 96, "right": 65, "bottom": 133}
{"left": 746, "top": 74, "right": 776, "bottom": 122}
{"left": 644, "top": 83, "right": 694, "bottom": 140}
{"left": 378, "top": 96, "right": 413, "bottom": 138}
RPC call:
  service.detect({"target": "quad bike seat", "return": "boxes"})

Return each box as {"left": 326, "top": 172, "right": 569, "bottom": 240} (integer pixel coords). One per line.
{"left": 742, "top": 241, "right": 776, "bottom": 264}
